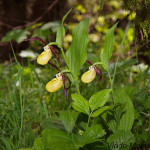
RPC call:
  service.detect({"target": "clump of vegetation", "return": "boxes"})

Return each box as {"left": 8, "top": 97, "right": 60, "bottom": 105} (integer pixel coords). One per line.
{"left": 0, "top": 3, "right": 150, "bottom": 150}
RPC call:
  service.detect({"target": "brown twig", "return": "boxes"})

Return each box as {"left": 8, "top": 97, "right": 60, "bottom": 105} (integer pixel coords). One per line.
{"left": 0, "top": 21, "right": 13, "bottom": 29}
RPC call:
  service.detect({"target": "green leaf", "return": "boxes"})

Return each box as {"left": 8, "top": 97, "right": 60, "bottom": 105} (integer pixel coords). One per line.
{"left": 34, "top": 137, "right": 43, "bottom": 150}
{"left": 1, "top": 29, "right": 30, "bottom": 44}
{"left": 98, "top": 0, "right": 103, "bottom": 17}
{"left": 18, "top": 148, "right": 33, "bottom": 150}
{"left": 72, "top": 94, "right": 90, "bottom": 115}
{"left": 100, "top": 22, "right": 118, "bottom": 70}
{"left": 32, "top": 28, "right": 50, "bottom": 41}
{"left": 56, "top": 25, "right": 65, "bottom": 47}
{"left": 55, "top": 8, "right": 72, "bottom": 47}
{"left": 81, "top": 125, "right": 106, "bottom": 145}
{"left": 62, "top": 8, "right": 72, "bottom": 24}
{"left": 41, "top": 21, "right": 61, "bottom": 32}
{"left": 89, "top": 89, "right": 111, "bottom": 112}
{"left": 59, "top": 110, "right": 79, "bottom": 134}
{"left": 91, "top": 106, "right": 110, "bottom": 117}
{"left": 42, "top": 129, "right": 74, "bottom": 150}
{"left": 66, "top": 18, "right": 89, "bottom": 76}
{"left": 108, "top": 88, "right": 134, "bottom": 132}
{"left": 114, "top": 88, "right": 134, "bottom": 131}
{"left": 107, "top": 130, "right": 135, "bottom": 150}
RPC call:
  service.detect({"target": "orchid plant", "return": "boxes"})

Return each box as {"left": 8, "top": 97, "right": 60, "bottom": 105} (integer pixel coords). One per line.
{"left": 22, "top": 9, "right": 135, "bottom": 150}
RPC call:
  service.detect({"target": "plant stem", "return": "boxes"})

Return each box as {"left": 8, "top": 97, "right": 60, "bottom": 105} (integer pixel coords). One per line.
{"left": 108, "top": 70, "right": 115, "bottom": 103}
{"left": 87, "top": 112, "right": 92, "bottom": 127}
{"left": 49, "top": 42, "right": 71, "bottom": 71}
{"left": 135, "top": 29, "right": 138, "bottom": 63}
{"left": 75, "top": 79, "right": 80, "bottom": 94}
{"left": 61, "top": 70, "right": 71, "bottom": 73}
{"left": 19, "top": 74, "right": 24, "bottom": 146}
{"left": 93, "top": 62, "right": 103, "bottom": 66}
{"left": 60, "top": 47, "right": 70, "bottom": 69}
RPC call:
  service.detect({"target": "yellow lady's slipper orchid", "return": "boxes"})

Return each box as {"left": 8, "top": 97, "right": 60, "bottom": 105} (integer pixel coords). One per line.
{"left": 46, "top": 73, "right": 63, "bottom": 92}
{"left": 81, "top": 66, "right": 96, "bottom": 83}
{"left": 37, "top": 45, "right": 52, "bottom": 65}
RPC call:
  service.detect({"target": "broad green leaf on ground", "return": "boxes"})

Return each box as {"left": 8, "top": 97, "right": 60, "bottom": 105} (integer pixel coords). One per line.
{"left": 66, "top": 18, "right": 89, "bottom": 76}
{"left": 72, "top": 94, "right": 90, "bottom": 115}
{"left": 114, "top": 88, "right": 134, "bottom": 131}
{"left": 108, "top": 119, "right": 117, "bottom": 133}
{"left": 107, "top": 130, "right": 135, "bottom": 150}
{"left": 34, "top": 137, "right": 43, "bottom": 150}
{"left": 108, "top": 88, "right": 134, "bottom": 132}
{"left": 100, "top": 22, "right": 118, "bottom": 70}
{"left": 91, "top": 106, "right": 110, "bottom": 117}
{"left": 59, "top": 110, "right": 79, "bottom": 134}
{"left": 1, "top": 29, "right": 30, "bottom": 43}
{"left": 56, "top": 25, "right": 65, "bottom": 47}
{"left": 41, "top": 129, "right": 74, "bottom": 150}
{"left": 81, "top": 125, "right": 106, "bottom": 145}
{"left": 18, "top": 148, "right": 33, "bottom": 150}
{"left": 40, "top": 117, "right": 63, "bottom": 130}
{"left": 89, "top": 89, "right": 111, "bottom": 112}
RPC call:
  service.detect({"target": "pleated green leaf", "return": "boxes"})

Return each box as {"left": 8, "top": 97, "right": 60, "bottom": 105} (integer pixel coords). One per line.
{"left": 36, "top": 129, "right": 75, "bottom": 150}
{"left": 114, "top": 88, "right": 134, "bottom": 131}
{"left": 100, "top": 22, "right": 118, "bottom": 70}
{"left": 89, "top": 89, "right": 111, "bottom": 112}
{"left": 108, "top": 88, "right": 134, "bottom": 132}
{"left": 34, "top": 137, "right": 43, "bottom": 150}
{"left": 91, "top": 106, "right": 110, "bottom": 117}
{"left": 107, "top": 130, "right": 135, "bottom": 150}
{"left": 72, "top": 94, "right": 90, "bottom": 115}
{"left": 59, "top": 110, "right": 79, "bottom": 134}
{"left": 66, "top": 18, "right": 89, "bottom": 76}
{"left": 18, "top": 148, "right": 33, "bottom": 150}
{"left": 81, "top": 125, "right": 106, "bottom": 145}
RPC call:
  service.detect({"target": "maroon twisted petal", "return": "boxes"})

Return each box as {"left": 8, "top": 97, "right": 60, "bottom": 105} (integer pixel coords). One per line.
{"left": 48, "top": 61, "right": 71, "bottom": 101}
{"left": 61, "top": 73, "right": 71, "bottom": 101}
{"left": 86, "top": 59, "right": 103, "bottom": 82}
{"left": 23, "top": 37, "right": 48, "bottom": 45}
{"left": 48, "top": 61, "right": 60, "bottom": 72}
{"left": 24, "top": 37, "right": 60, "bottom": 63}
{"left": 48, "top": 46, "right": 60, "bottom": 63}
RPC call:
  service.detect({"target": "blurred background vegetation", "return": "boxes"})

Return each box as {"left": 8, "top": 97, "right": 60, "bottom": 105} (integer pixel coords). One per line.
{"left": 0, "top": 0, "right": 150, "bottom": 149}
{"left": 0, "top": 0, "right": 149, "bottom": 63}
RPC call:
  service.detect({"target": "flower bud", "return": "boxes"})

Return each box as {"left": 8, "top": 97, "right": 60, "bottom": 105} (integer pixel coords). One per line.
{"left": 46, "top": 73, "right": 63, "bottom": 92}
{"left": 81, "top": 66, "right": 96, "bottom": 83}
{"left": 37, "top": 45, "right": 52, "bottom": 65}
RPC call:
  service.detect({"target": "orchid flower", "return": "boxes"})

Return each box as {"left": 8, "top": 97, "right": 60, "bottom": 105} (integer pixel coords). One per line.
{"left": 81, "top": 60, "right": 103, "bottom": 83}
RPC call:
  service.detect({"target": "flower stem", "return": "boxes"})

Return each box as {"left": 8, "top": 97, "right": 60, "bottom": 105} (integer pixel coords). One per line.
{"left": 93, "top": 62, "right": 103, "bottom": 66}
{"left": 108, "top": 70, "right": 115, "bottom": 103}
{"left": 75, "top": 80, "right": 80, "bottom": 94}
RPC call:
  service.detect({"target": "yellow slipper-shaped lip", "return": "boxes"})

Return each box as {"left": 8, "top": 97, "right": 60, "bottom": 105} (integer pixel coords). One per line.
{"left": 81, "top": 66, "right": 96, "bottom": 83}
{"left": 37, "top": 45, "right": 52, "bottom": 65}
{"left": 46, "top": 73, "right": 63, "bottom": 92}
